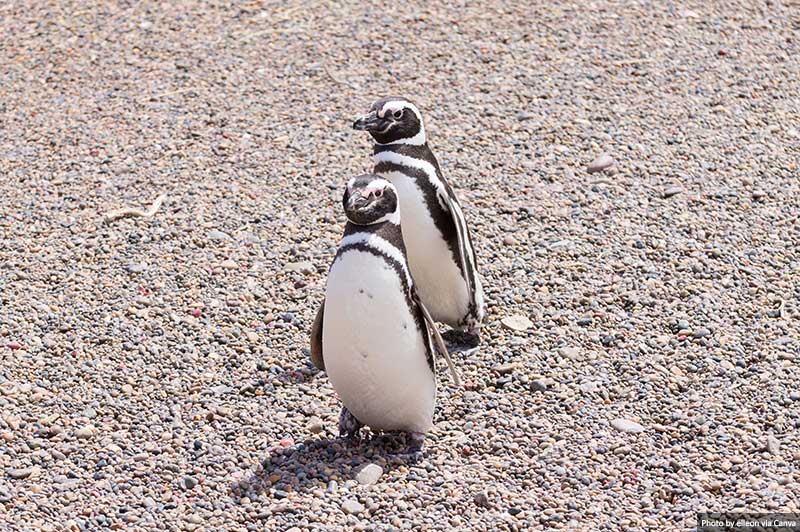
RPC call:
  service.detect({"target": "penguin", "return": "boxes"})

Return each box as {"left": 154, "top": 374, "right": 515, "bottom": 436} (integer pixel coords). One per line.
{"left": 352, "top": 97, "right": 484, "bottom": 344}
{"left": 310, "top": 174, "right": 458, "bottom": 450}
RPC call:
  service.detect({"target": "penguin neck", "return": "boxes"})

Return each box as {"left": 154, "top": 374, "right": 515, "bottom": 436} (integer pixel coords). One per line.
{"left": 344, "top": 209, "right": 400, "bottom": 227}
{"left": 343, "top": 217, "right": 406, "bottom": 253}
{"left": 373, "top": 141, "right": 434, "bottom": 161}
{"left": 373, "top": 209, "right": 401, "bottom": 226}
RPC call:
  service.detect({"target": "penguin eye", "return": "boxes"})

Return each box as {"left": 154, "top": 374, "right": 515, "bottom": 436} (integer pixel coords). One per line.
{"left": 392, "top": 109, "right": 403, "bottom": 119}
{"left": 374, "top": 188, "right": 383, "bottom": 198}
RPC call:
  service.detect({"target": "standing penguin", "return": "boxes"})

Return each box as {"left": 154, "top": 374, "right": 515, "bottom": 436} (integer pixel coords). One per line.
{"left": 351, "top": 97, "right": 484, "bottom": 344}
{"left": 311, "top": 174, "right": 457, "bottom": 449}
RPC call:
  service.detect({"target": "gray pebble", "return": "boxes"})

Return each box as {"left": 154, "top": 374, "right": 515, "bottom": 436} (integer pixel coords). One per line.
{"left": 306, "top": 417, "right": 324, "bottom": 434}
{"left": 341, "top": 498, "right": 365, "bottom": 515}
{"left": 285, "top": 260, "right": 314, "bottom": 272}
{"left": 126, "top": 262, "right": 147, "bottom": 273}
{"left": 767, "top": 436, "right": 780, "bottom": 455}
{"left": 6, "top": 468, "right": 33, "bottom": 480}
{"left": 355, "top": 463, "right": 383, "bottom": 485}
{"left": 473, "top": 491, "right": 491, "bottom": 508}
{"left": 493, "top": 363, "right": 518, "bottom": 375}
{"left": 180, "top": 476, "right": 198, "bottom": 490}
{"left": 207, "top": 229, "right": 232, "bottom": 241}
{"left": 530, "top": 380, "right": 548, "bottom": 393}
{"left": 587, "top": 154, "right": 614, "bottom": 173}
{"left": 558, "top": 346, "right": 581, "bottom": 360}
{"left": 75, "top": 425, "right": 95, "bottom": 439}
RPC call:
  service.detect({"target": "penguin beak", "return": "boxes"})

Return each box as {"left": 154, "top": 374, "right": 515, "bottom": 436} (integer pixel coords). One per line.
{"left": 353, "top": 111, "right": 380, "bottom": 132}
{"left": 348, "top": 193, "right": 370, "bottom": 210}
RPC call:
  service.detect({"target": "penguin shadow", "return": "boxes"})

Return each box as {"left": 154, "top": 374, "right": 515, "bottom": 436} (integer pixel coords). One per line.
{"left": 232, "top": 434, "right": 421, "bottom": 497}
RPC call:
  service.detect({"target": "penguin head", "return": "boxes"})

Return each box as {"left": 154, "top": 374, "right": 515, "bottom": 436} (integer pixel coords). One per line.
{"left": 353, "top": 97, "right": 426, "bottom": 146}
{"left": 343, "top": 174, "right": 400, "bottom": 225}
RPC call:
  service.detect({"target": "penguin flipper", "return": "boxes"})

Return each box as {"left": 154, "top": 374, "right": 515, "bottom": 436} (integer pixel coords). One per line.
{"left": 413, "top": 291, "right": 460, "bottom": 387}
{"left": 435, "top": 187, "right": 482, "bottom": 320}
{"left": 310, "top": 300, "right": 325, "bottom": 371}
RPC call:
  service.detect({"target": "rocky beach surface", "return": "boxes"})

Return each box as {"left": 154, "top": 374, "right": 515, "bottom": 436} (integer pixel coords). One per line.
{"left": 0, "top": 1, "right": 798, "bottom": 530}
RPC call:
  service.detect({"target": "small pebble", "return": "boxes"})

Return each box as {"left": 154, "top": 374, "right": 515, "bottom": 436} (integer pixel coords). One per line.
{"left": 767, "top": 436, "right": 780, "bottom": 455}
{"left": 306, "top": 417, "right": 324, "bottom": 434}
{"left": 530, "top": 380, "right": 548, "bottom": 393}
{"left": 587, "top": 154, "right": 615, "bottom": 173}
{"left": 355, "top": 464, "right": 383, "bottom": 485}
{"left": 180, "top": 476, "right": 198, "bottom": 490}
{"left": 207, "top": 229, "right": 231, "bottom": 241}
{"left": 286, "top": 261, "right": 313, "bottom": 272}
{"left": 557, "top": 346, "right": 581, "bottom": 360}
{"left": 610, "top": 418, "right": 645, "bottom": 434}
{"left": 341, "top": 498, "right": 365, "bottom": 515}
{"left": 75, "top": 425, "right": 95, "bottom": 439}
{"left": 7, "top": 468, "right": 33, "bottom": 480}
{"left": 473, "top": 491, "right": 491, "bottom": 508}
{"left": 501, "top": 315, "right": 532, "bottom": 331}
{"left": 493, "top": 363, "right": 518, "bottom": 375}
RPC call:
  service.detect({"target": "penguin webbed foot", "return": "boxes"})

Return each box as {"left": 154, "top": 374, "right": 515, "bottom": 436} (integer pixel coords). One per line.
{"left": 442, "top": 328, "right": 481, "bottom": 350}
{"left": 397, "top": 432, "right": 425, "bottom": 462}
{"left": 373, "top": 431, "right": 425, "bottom": 462}
{"left": 338, "top": 406, "right": 363, "bottom": 441}
{"left": 406, "top": 431, "right": 425, "bottom": 452}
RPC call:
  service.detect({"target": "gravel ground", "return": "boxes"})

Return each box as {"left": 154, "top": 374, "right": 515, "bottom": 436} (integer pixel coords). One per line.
{"left": 1, "top": 1, "right": 799, "bottom": 530}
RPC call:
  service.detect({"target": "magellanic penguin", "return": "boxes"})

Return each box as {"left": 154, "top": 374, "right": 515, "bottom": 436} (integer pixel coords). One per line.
{"left": 352, "top": 97, "right": 484, "bottom": 343}
{"left": 310, "top": 174, "right": 458, "bottom": 449}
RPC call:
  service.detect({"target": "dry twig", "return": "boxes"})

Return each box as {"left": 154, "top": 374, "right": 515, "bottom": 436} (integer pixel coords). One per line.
{"left": 104, "top": 194, "right": 166, "bottom": 222}
{"left": 323, "top": 63, "right": 359, "bottom": 90}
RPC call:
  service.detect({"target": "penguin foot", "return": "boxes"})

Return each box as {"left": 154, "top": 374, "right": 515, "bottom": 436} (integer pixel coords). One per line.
{"left": 442, "top": 329, "right": 481, "bottom": 350}
{"left": 398, "top": 432, "right": 426, "bottom": 462}
{"left": 406, "top": 432, "right": 426, "bottom": 452}
{"left": 338, "top": 406, "right": 363, "bottom": 441}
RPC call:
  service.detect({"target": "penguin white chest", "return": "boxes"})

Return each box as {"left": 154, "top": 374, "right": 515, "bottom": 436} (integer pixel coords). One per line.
{"left": 379, "top": 170, "right": 470, "bottom": 327}
{"left": 323, "top": 250, "right": 436, "bottom": 433}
